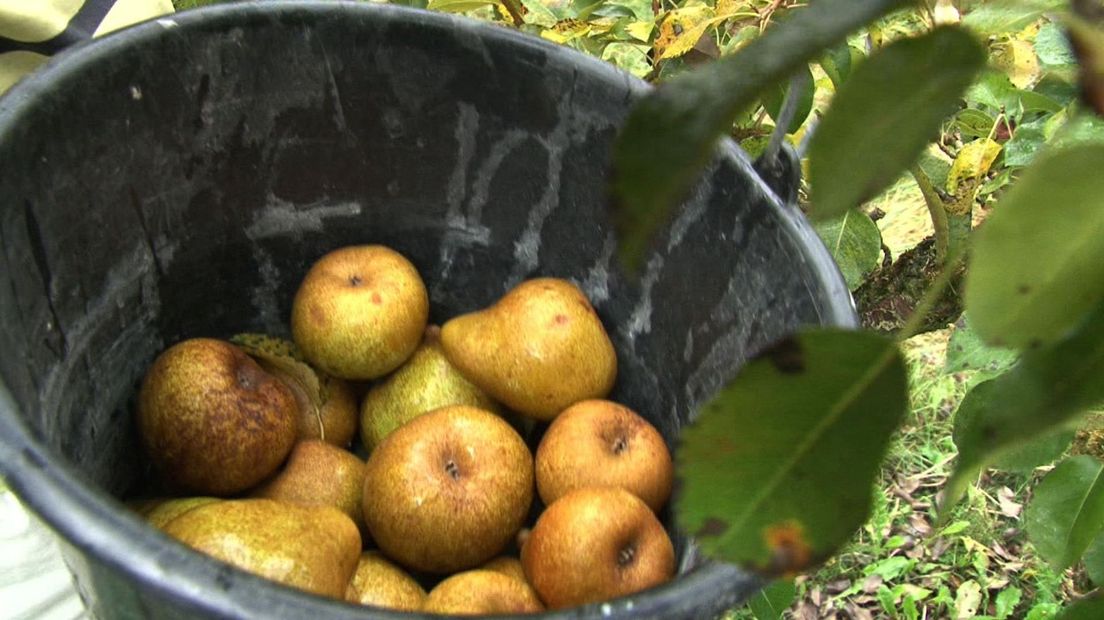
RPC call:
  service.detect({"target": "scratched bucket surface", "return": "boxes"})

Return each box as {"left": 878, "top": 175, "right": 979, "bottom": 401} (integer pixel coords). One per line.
{"left": 0, "top": 2, "right": 854, "bottom": 618}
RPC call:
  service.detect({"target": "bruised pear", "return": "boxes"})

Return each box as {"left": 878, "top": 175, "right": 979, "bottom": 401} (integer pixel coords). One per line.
{"left": 359, "top": 325, "right": 500, "bottom": 452}
{"left": 137, "top": 338, "right": 297, "bottom": 495}
{"left": 440, "top": 278, "right": 617, "bottom": 420}
{"left": 162, "top": 498, "right": 360, "bottom": 599}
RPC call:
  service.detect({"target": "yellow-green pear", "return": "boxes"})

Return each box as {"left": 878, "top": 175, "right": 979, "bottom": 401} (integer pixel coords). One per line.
{"left": 251, "top": 440, "right": 368, "bottom": 535}
{"left": 440, "top": 277, "right": 617, "bottom": 421}
{"left": 481, "top": 556, "right": 528, "bottom": 583}
{"left": 162, "top": 498, "right": 361, "bottom": 599}
{"left": 423, "top": 570, "right": 543, "bottom": 615}
{"left": 291, "top": 245, "right": 428, "bottom": 380}
{"left": 132, "top": 497, "right": 221, "bottom": 530}
{"left": 345, "top": 551, "right": 427, "bottom": 611}
{"left": 137, "top": 338, "right": 298, "bottom": 495}
{"left": 359, "top": 325, "right": 500, "bottom": 452}
{"left": 362, "top": 405, "right": 533, "bottom": 574}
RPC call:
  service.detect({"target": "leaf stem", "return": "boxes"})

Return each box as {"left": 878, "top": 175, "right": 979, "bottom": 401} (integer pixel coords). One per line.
{"left": 910, "top": 165, "right": 951, "bottom": 263}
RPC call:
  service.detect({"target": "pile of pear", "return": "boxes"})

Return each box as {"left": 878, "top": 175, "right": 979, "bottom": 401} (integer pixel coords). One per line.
{"left": 132, "top": 245, "right": 677, "bottom": 615}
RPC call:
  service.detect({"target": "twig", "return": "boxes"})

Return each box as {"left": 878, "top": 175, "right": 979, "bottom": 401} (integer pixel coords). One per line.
{"left": 501, "top": 0, "right": 525, "bottom": 27}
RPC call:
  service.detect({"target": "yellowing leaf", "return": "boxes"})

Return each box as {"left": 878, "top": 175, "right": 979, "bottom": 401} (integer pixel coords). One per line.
{"left": 655, "top": 6, "right": 715, "bottom": 60}
{"left": 626, "top": 20, "right": 655, "bottom": 42}
{"left": 945, "top": 136, "right": 1006, "bottom": 198}
{"left": 992, "top": 39, "right": 1041, "bottom": 89}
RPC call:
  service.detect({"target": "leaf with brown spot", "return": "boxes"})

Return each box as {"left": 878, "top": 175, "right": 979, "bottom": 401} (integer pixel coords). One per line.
{"left": 676, "top": 329, "right": 907, "bottom": 574}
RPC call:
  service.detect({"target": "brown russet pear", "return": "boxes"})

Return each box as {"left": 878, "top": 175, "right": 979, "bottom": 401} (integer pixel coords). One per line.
{"left": 536, "top": 399, "right": 673, "bottom": 512}
{"left": 345, "top": 551, "right": 427, "bottom": 611}
{"left": 423, "top": 570, "right": 544, "bottom": 615}
{"left": 362, "top": 405, "right": 533, "bottom": 574}
{"left": 251, "top": 440, "right": 368, "bottom": 535}
{"left": 162, "top": 499, "right": 361, "bottom": 599}
{"left": 133, "top": 497, "right": 220, "bottom": 530}
{"left": 440, "top": 277, "right": 617, "bottom": 420}
{"left": 521, "top": 487, "right": 675, "bottom": 609}
{"left": 137, "top": 338, "right": 297, "bottom": 495}
{"left": 291, "top": 245, "right": 428, "bottom": 380}
{"left": 359, "top": 325, "right": 500, "bottom": 452}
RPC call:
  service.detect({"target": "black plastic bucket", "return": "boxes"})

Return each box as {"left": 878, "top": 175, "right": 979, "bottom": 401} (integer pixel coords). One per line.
{"left": 0, "top": 2, "right": 855, "bottom": 618}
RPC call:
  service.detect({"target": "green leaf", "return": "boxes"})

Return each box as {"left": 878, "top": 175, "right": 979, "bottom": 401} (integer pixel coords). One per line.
{"left": 867, "top": 556, "right": 913, "bottom": 580}
{"left": 965, "top": 72, "right": 1064, "bottom": 116}
{"left": 1036, "top": 21, "right": 1077, "bottom": 67}
{"left": 602, "top": 42, "right": 651, "bottom": 78}
{"left": 746, "top": 579, "right": 797, "bottom": 620}
{"left": 945, "top": 315, "right": 1019, "bottom": 379}
{"left": 426, "top": 0, "right": 502, "bottom": 12}
{"left": 1052, "top": 113, "right": 1104, "bottom": 150}
{"left": 943, "top": 301, "right": 1104, "bottom": 511}
{"left": 676, "top": 329, "right": 908, "bottom": 573}
{"left": 955, "top": 108, "right": 997, "bottom": 141}
{"left": 762, "top": 65, "right": 815, "bottom": 134}
{"left": 1058, "top": 596, "right": 1104, "bottom": 620}
{"left": 1083, "top": 531, "right": 1104, "bottom": 586}
{"left": 820, "top": 42, "right": 854, "bottom": 89}
{"left": 519, "top": 0, "right": 562, "bottom": 26}
{"left": 996, "top": 587, "right": 1023, "bottom": 619}
{"left": 962, "top": 0, "right": 1066, "bottom": 36}
{"left": 808, "top": 27, "right": 986, "bottom": 221}
{"left": 1025, "top": 456, "right": 1104, "bottom": 570}
{"left": 964, "top": 145, "right": 1104, "bottom": 349}
{"left": 902, "top": 594, "right": 920, "bottom": 620}
{"left": 877, "top": 585, "right": 897, "bottom": 616}
{"left": 1004, "top": 117, "right": 1049, "bottom": 167}
{"left": 1027, "top": 602, "right": 1061, "bottom": 620}
{"left": 813, "top": 209, "right": 883, "bottom": 291}
{"left": 611, "top": 0, "right": 913, "bottom": 271}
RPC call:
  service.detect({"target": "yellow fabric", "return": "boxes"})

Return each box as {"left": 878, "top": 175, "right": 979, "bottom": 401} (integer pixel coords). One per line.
{"left": 0, "top": 0, "right": 83, "bottom": 43}
{"left": 0, "top": 0, "right": 174, "bottom": 95}
{"left": 96, "top": 0, "right": 174, "bottom": 37}
{"left": 0, "top": 50, "right": 47, "bottom": 92}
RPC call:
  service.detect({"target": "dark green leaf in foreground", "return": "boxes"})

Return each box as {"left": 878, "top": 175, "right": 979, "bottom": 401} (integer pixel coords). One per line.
{"left": 1058, "top": 595, "right": 1104, "bottom": 620}
{"left": 813, "top": 209, "right": 882, "bottom": 291}
{"left": 763, "top": 65, "right": 816, "bottom": 135}
{"left": 952, "top": 380, "right": 1073, "bottom": 475}
{"left": 611, "top": 0, "right": 912, "bottom": 271}
{"left": 808, "top": 27, "right": 985, "bottom": 221}
{"left": 676, "top": 329, "right": 907, "bottom": 574}
{"left": 747, "top": 579, "right": 797, "bottom": 620}
{"left": 1025, "top": 456, "right": 1104, "bottom": 570}
{"left": 943, "top": 301, "right": 1104, "bottom": 512}
{"left": 1083, "top": 531, "right": 1104, "bottom": 586}
{"left": 945, "top": 314, "right": 1019, "bottom": 380}
{"left": 964, "top": 145, "right": 1104, "bottom": 349}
